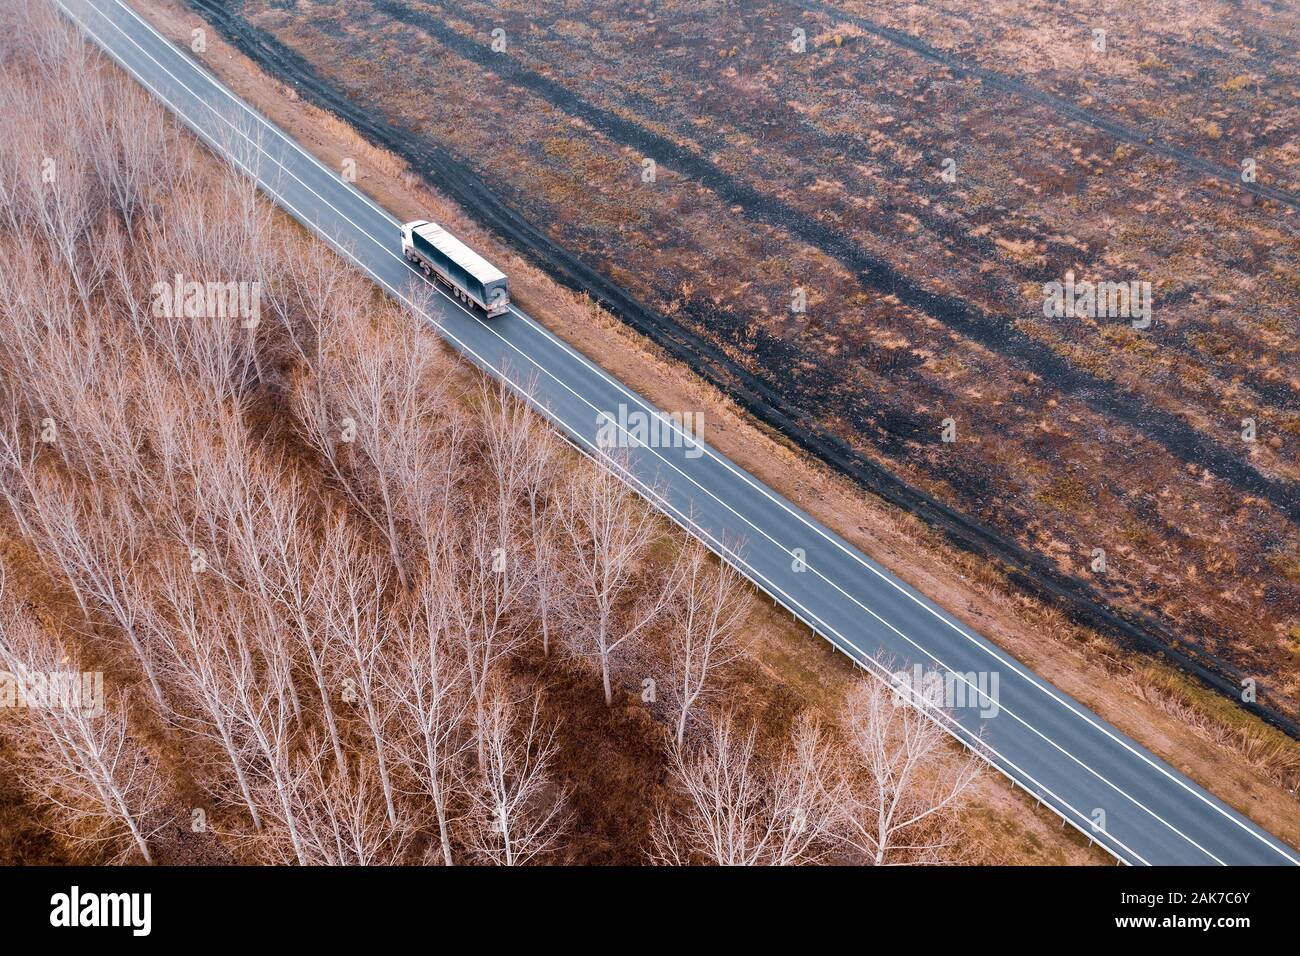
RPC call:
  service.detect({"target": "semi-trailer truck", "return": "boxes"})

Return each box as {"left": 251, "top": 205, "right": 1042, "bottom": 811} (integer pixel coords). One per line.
{"left": 401, "top": 219, "right": 510, "bottom": 317}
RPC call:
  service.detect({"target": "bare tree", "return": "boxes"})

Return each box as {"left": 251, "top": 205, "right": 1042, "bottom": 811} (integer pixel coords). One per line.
{"left": 382, "top": 574, "right": 472, "bottom": 865}
{"left": 0, "top": 574, "right": 166, "bottom": 864}
{"left": 261, "top": 238, "right": 364, "bottom": 367}
{"left": 665, "top": 542, "right": 749, "bottom": 746}
{"left": 0, "top": 247, "right": 151, "bottom": 499}
{"left": 444, "top": 507, "right": 529, "bottom": 742}
{"left": 479, "top": 378, "right": 551, "bottom": 544}
{"left": 129, "top": 351, "right": 208, "bottom": 513}
{"left": 506, "top": 382, "right": 566, "bottom": 657}
{"left": 85, "top": 70, "right": 170, "bottom": 232}
{"left": 320, "top": 532, "right": 401, "bottom": 825}
{"left": 221, "top": 611, "right": 311, "bottom": 866}
{"left": 561, "top": 458, "right": 677, "bottom": 705}
{"left": 8, "top": 691, "right": 167, "bottom": 864}
{"left": 162, "top": 412, "right": 306, "bottom": 724}
{"left": 0, "top": 3, "right": 114, "bottom": 250}
{"left": 649, "top": 710, "right": 840, "bottom": 866}
{"left": 410, "top": 413, "right": 466, "bottom": 591}
{"left": 23, "top": 77, "right": 107, "bottom": 312}
{"left": 148, "top": 557, "right": 265, "bottom": 832}
{"left": 261, "top": 501, "right": 349, "bottom": 780}
{"left": 0, "top": 0, "right": 85, "bottom": 85}
{"left": 464, "top": 686, "right": 569, "bottom": 866}
{"left": 527, "top": 527, "right": 564, "bottom": 657}
{"left": 0, "top": 455, "right": 166, "bottom": 711}
{"left": 292, "top": 294, "right": 454, "bottom": 587}
{"left": 835, "top": 679, "right": 980, "bottom": 865}
{"left": 286, "top": 738, "right": 409, "bottom": 866}
{"left": 134, "top": 162, "right": 270, "bottom": 415}
{"left": 149, "top": 541, "right": 309, "bottom": 862}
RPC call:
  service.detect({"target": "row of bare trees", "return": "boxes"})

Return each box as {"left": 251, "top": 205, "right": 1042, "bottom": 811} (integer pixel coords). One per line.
{"left": 0, "top": 0, "right": 977, "bottom": 865}
{"left": 651, "top": 682, "right": 980, "bottom": 865}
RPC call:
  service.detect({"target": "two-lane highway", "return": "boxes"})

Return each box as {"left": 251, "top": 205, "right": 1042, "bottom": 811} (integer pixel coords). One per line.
{"left": 61, "top": 0, "right": 1299, "bottom": 865}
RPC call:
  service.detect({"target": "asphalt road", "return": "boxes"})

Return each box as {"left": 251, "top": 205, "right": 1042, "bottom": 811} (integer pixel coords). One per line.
{"left": 61, "top": 0, "right": 1299, "bottom": 865}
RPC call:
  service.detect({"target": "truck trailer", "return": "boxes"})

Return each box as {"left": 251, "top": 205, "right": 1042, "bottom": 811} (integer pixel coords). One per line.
{"left": 401, "top": 219, "right": 510, "bottom": 317}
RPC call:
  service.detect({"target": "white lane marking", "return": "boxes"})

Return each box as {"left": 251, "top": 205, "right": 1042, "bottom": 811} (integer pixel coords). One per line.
{"left": 73, "top": 0, "right": 1296, "bottom": 865}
